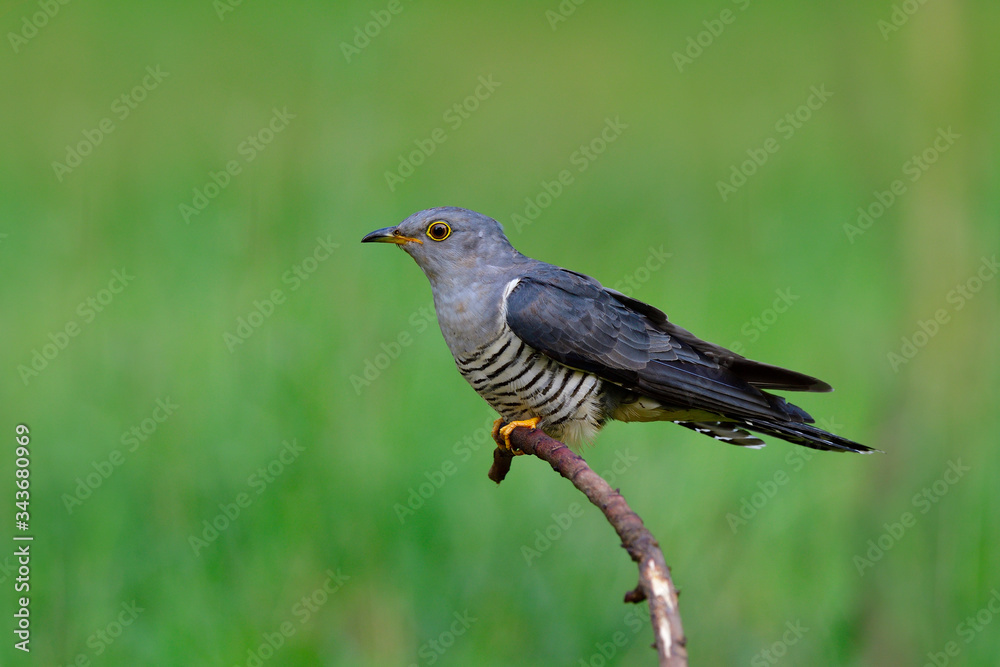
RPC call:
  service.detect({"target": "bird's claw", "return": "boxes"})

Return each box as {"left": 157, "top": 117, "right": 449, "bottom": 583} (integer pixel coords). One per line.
{"left": 492, "top": 417, "right": 541, "bottom": 455}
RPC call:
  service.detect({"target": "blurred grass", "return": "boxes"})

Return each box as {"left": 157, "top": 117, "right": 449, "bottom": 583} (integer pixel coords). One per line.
{"left": 1, "top": 0, "right": 998, "bottom": 665}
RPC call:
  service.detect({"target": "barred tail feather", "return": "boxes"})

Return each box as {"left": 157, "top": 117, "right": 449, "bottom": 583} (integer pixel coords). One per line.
{"left": 674, "top": 421, "right": 766, "bottom": 449}
{"left": 740, "top": 419, "right": 879, "bottom": 454}
{"left": 676, "top": 419, "right": 879, "bottom": 454}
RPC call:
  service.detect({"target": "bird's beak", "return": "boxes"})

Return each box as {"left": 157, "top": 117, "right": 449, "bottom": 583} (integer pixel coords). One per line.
{"left": 361, "top": 226, "right": 423, "bottom": 245}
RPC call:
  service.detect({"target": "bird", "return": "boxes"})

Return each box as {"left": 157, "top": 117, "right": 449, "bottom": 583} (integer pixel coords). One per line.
{"left": 362, "top": 207, "right": 876, "bottom": 454}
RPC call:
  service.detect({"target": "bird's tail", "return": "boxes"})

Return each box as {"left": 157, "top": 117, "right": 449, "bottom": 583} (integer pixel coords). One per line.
{"left": 675, "top": 418, "right": 879, "bottom": 453}
{"left": 742, "top": 419, "right": 880, "bottom": 454}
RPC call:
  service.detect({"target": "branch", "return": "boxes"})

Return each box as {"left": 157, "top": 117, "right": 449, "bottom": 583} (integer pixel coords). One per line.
{"left": 489, "top": 426, "right": 688, "bottom": 667}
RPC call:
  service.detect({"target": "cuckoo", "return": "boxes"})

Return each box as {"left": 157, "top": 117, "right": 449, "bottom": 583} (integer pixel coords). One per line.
{"left": 362, "top": 207, "right": 875, "bottom": 454}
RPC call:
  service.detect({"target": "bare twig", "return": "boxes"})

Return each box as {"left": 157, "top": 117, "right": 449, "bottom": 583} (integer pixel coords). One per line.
{"left": 489, "top": 425, "right": 688, "bottom": 667}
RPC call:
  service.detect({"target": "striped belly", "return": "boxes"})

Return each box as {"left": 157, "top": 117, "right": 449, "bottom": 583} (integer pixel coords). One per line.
{"left": 454, "top": 327, "right": 606, "bottom": 445}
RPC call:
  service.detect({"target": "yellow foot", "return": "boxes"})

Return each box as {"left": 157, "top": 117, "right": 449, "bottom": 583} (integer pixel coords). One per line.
{"left": 493, "top": 417, "right": 542, "bottom": 454}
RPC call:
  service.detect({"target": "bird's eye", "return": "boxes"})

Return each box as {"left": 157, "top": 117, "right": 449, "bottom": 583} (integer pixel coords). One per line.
{"left": 426, "top": 222, "right": 451, "bottom": 241}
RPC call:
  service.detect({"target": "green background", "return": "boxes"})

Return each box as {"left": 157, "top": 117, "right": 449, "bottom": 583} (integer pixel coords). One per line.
{"left": 2, "top": 1, "right": 998, "bottom": 665}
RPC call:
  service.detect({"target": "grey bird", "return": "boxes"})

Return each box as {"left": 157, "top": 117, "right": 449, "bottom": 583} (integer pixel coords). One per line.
{"left": 362, "top": 207, "right": 875, "bottom": 454}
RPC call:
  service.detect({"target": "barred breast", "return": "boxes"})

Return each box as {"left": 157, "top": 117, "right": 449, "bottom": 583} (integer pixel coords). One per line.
{"left": 454, "top": 326, "right": 606, "bottom": 445}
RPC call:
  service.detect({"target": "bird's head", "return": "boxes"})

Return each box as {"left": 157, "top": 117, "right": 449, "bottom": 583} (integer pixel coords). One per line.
{"left": 362, "top": 207, "right": 519, "bottom": 282}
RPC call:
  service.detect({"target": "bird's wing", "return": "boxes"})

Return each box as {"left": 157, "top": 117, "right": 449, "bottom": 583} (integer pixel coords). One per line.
{"left": 504, "top": 268, "right": 811, "bottom": 423}
{"left": 604, "top": 287, "right": 832, "bottom": 392}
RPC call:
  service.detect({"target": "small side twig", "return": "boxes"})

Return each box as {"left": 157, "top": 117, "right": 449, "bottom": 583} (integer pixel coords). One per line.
{"left": 489, "top": 425, "right": 688, "bottom": 667}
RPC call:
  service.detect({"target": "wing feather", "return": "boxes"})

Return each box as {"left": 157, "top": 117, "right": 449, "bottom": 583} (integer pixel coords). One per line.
{"left": 505, "top": 268, "right": 814, "bottom": 424}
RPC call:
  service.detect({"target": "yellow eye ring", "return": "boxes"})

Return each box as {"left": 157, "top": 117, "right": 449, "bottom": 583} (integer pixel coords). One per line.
{"left": 426, "top": 221, "right": 451, "bottom": 241}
